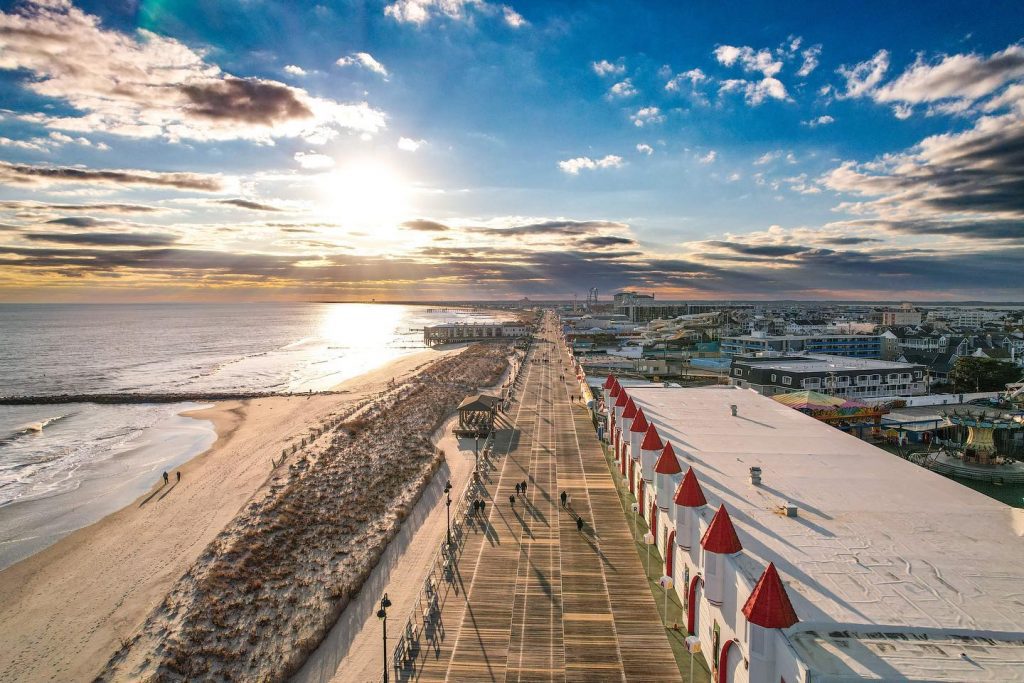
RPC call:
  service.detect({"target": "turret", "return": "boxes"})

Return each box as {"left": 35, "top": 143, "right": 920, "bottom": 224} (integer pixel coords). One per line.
{"left": 639, "top": 422, "right": 662, "bottom": 483}
{"left": 628, "top": 406, "right": 648, "bottom": 465}
{"left": 654, "top": 441, "right": 682, "bottom": 514}
{"left": 742, "top": 562, "right": 799, "bottom": 683}
{"left": 674, "top": 467, "right": 707, "bottom": 552}
{"left": 601, "top": 374, "right": 616, "bottom": 433}
{"left": 700, "top": 504, "right": 742, "bottom": 606}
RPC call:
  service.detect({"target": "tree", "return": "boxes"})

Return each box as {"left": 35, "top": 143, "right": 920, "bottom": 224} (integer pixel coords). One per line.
{"left": 948, "top": 356, "right": 1021, "bottom": 392}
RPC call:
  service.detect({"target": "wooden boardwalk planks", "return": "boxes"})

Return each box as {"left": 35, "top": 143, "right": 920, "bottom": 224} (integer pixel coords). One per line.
{"left": 403, "top": 316, "right": 680, "bottom": 683}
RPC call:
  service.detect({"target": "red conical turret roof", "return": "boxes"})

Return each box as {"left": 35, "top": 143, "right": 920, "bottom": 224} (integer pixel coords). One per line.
{"left": 614, "top": 390, "right": 629, "bottom": 408}
{"left": 701, "top": 504, "right": 742, "bottom": 554}
{"left": 603, "top": 374, "right": 616, "bottom": 389}
{"left": 609, "top": 382, "right": 621, "bottom": 398}
{"left": 742, "top": 562, "right": 799, "bottom": 629}
{"left": 675, "top": 467, "right": 707, "bottom": 507}
{"left": 640, "top": 423, "right": 663, "bottom": 450}
{"left": 630, "top": 407, "right": 648, "bottom": 432}
{"left": 655, "top": 441, "right": 682, "bottom": 474}
{"left": 622, "top": 397, "right": 638, "bottom": 419}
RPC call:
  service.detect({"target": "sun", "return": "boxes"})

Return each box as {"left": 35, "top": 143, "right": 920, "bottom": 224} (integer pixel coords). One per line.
{"left": 316, "top": 160, "right": 411, "bottom": 231}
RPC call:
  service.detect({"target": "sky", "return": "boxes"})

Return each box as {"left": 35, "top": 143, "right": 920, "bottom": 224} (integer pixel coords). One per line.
{"left": 0, "top": 0, "right": 1022, "bottom": 302}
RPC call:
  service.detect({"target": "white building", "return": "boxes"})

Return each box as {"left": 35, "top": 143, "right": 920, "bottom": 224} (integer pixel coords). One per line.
{"left": 602, "top": 378, "right": 1024, "bottom": 683}
{"left": 422, "top": 322, "right": 529, "bottom": 345}
{"left": 880, "top": 303, "right": 922, "bottom": 326}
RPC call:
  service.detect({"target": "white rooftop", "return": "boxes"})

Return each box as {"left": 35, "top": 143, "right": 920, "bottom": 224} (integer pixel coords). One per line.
{"left": 628, "top": 386, "right": 1024, "bottom": 681}
{"left": 736, "top": 354, "right": 921, "bottom": 373}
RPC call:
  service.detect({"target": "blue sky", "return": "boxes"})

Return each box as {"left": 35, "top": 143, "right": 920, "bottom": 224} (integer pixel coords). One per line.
{"left": 0, "top": 0, "right": 1022, "bottom": 301}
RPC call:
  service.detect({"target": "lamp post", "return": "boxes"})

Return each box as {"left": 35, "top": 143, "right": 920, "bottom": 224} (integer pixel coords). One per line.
{"left": 475, "top": 436, "right": 480, "bottom": 472}
{"left": 444, "top": 480, "right": 453, "bottom": 547}
{"left": 376, "top": 592, "right": 392, "bottom": 683}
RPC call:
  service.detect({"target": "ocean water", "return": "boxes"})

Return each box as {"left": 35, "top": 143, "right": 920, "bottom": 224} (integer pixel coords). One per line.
{"left": 0, "top": 303, "right": 497, "bottom": 567}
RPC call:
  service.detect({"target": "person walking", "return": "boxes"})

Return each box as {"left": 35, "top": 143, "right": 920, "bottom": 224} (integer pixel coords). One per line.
{"left": 521, "top": 480, "right": 528, "bottom": 496}
{"left": 480, "top": 499, "right": 486, "bottom": 515}
{"left": 560, "top": 490, "right": 568, "bottom": 508}
{"left": 509, "top": 494, "right": 515, "bottom": 509}
{"left": 514, "top": 482, "right": 521, "bottom": 496}
{"left": 162, "top": 471, "right": 169, "bottom": 485}
{"left": 176, "top": 471, "right": 181, "bottom": 483}
{"left": 576, "top": 516, "right": 584, "bottom": 533}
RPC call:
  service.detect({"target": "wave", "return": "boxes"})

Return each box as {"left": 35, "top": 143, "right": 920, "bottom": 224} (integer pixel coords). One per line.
{"left": 0, "top": 413, "right": 71, "bottom": 447}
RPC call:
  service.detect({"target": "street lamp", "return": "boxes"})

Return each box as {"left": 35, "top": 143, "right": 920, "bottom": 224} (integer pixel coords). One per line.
{"left": 376, "top": 592, "right": 392, "bottom": 683}
{"left": 444, "top": 480, "right": 453, "bottom": 547}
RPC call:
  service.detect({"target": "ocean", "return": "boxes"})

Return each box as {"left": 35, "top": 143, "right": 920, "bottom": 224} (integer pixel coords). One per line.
{"left": 0, "top": 303, "right": 497, "bottom": 568}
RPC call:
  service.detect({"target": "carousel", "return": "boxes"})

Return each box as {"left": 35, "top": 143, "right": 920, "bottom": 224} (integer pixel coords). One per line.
{"left": 927, "top": 409, "right": 1024, "bottom": 483}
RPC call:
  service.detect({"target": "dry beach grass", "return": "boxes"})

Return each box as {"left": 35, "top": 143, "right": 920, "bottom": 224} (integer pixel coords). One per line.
{"left": 98, "top": 343, "right": 510, "bottom": 682}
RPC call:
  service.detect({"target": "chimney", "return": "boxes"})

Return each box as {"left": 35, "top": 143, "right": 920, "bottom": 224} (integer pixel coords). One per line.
{"left": 730, "top": 404, "right": 738, "bottom": 416}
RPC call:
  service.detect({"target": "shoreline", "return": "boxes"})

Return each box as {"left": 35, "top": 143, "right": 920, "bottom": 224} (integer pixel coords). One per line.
{"left": 0, "top": 346, "right": 463, "bottom": 683}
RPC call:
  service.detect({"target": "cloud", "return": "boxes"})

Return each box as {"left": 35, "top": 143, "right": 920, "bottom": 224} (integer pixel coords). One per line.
{"left": 283, "top": 64, "right": 307, "bottom": 77}
{"left": 470, "top": 219, "right": 628, "bottom": 236}
{"left": 502, "top": 6, "right": 527, "bottom": 27}
{"left": 875, "top": 44, "right": 1024, "bottom": 106}
{"left": 705, "top": 240, "right": 811, "bottom": 257}
{"left": 804, "top": 114, "right": 835, "bottom": 126}
{"left": 636, "top": 143, "right": 654, "bottom": 156}
{"left": 0, "top": 161, "right": 224, "bottom": 191}
{"left": 714, "top": 45, "right": 782, "bottom": 77}
{"left": 819, "top": 236, "right": 883, "bottom": 246}
{"left": 24, "top": 231, "right": 179, "bottom": 247}
{"left": 578, "top": 235, "right": 636, "bottom": 248}
{"left": 630, "top": 106, "right": 664, "bottom": 127}
{"left": 294, "top": 151, "right": 335, "bottom": 170}
{"left": 336, "top": 52, "right": 389, "bottom": 77}
{"left": 402, "top": 219, "right": 449, "bottom": 231}
{"left": 591, "top": 59, "right": 625, "bottom": 77}
{"left": 558, "top": 155, "right": 624, "bottom": 174}
{"left": 698, "top": 150, "right": 717, "bottom": 164}
{"left": 607, "top": 78, "right": 638, "bottom": 99}
{"left": 44, "top": 216, "right": 117, "bottom": 228}
{"left": 797, "top": 45, "right": 822, "bottom": 77}
{"left": 719, "top": 77, "right": 787, "bottom": 105}
{"left": 397, "top": 137, "right": 426, "bottom": 152}
{"left": 384, "top": 0, "right": 521, "bottom": 27}
{"left": 0, "top": 201, "right": 164, "bottom": 214}
{"left": 0, "top": 1, "right": 385, "bottom": 143}
{"left": 837, "top": 50, "right": 890, "bottom": 98}
{"left": 665, "top": 68, "right": 707, "bottom": 92}
{"left": 215, "top": 198, "right": 284, "bottom": 212}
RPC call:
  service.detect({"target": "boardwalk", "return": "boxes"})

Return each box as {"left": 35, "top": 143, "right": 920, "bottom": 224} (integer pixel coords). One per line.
{"left": 404, "top": 312, "right": 680, "bottom": 683}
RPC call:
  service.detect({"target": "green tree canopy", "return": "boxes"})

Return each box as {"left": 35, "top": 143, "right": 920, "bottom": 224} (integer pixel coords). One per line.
{"left": 949, "top": 356, "right": 1021, "bottom": 392}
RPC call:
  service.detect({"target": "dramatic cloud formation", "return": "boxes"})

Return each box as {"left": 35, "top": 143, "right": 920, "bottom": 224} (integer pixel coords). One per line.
{"left": 336, "top": 52, "right": 389, "bottom": 77}
{"left": 0, "top": 162, "right": 225, "bottom": 191}
{"left": 384, "top": 0, "right": 523, "bottom": 27}
{"left": 558, "top": 155, "right": 624, "bottom": 174}
{"left": 0, "top": 0, "right": 386, "bottom": 142}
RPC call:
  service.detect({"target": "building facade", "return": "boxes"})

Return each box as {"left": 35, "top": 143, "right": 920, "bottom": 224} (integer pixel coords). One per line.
{"left": 728, "top": 354, "right": 928, "bottom": 398}
{"left": 720, "top": 333, "right": 883, "bottom": 358}
{"left": 422, "top": 322, "right": 529, "bottom": 345}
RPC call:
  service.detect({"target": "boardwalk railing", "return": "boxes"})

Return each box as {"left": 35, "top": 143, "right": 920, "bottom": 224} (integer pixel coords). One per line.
{"left": 382, "top": 430, "right": 500, "bottom": 681}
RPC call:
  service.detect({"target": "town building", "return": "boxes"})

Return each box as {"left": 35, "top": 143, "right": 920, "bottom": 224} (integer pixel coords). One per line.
{"left": 879, "top": 303, "right": 922, "bottom": 326}
{"left": 720, "top": 333, "right": 883, "bottom": 358}
{"left": 602, "top": 380, "right": 1024, "bottom": 683}
{"left": 422, "top": 322, "right": 529, "bottom": 345}
{"left": 728, "top": 354, "right": 928, "bottom": 398}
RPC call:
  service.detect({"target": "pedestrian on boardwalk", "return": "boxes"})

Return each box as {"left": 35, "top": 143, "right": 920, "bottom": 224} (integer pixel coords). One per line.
{"left": 560, "top": 490, "right": 567, "bottom": 508}
{"left": 576, "top": 516, "right": 584, "bottom": 533}
{"left": 162, "top": 471, "right": 169, "bottom": 485}
{"left": 514, "top": 482, "right": 521, "bottom": 496}
{"left": 480, "top": 500, "right": 486, "bottom": 514}
{"left": 509, "top": 494, "right": 515, "bottom": 508}
{"left": 521, "top": 480, "right": 528, "bottom": 495}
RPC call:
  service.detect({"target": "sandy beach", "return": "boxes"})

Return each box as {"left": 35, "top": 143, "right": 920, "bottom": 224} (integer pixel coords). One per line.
{"left": 0, "top": 348, "right": 460, "bottom": 683}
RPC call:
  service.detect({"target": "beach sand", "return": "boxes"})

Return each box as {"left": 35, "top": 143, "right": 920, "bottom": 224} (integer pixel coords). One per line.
{"left": 0, "top": 348, "right": 459, "bottom": 683}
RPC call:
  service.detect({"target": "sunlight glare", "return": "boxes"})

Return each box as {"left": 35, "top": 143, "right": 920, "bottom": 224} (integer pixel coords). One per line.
{"left": 316, "top": 160, "right": 410, "bottom": 232}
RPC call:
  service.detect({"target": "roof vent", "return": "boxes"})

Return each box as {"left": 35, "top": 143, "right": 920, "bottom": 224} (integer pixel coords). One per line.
{"left": 749, "top": 466, "right": 762, "bottom": 486}
{"left": 730, "top": 404, "right": 738, "bottom": 416}
{"left": 783, "top": 502, "right": 798, "bottom": 518}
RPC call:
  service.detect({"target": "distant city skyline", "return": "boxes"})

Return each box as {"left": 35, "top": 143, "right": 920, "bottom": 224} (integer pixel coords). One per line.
{"left": 0, "top": 0, "right": 1022, "bottom": 302}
